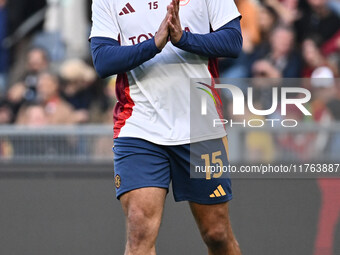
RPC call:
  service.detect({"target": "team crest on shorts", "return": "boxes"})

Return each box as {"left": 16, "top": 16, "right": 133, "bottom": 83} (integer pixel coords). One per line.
{"left": 115, "top": 174, "right": 121, "bottom": 188}
{"left": 180, "top": 0, "right": 190, "bottom": 6}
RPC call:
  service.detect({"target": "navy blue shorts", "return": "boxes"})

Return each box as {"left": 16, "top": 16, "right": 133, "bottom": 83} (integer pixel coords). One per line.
{"left": 113, "top": 136, "right": 232, "bottom": 204}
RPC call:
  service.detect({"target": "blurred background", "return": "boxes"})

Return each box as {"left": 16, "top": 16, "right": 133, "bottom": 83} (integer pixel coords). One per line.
{"left": 0, "top": 0, "right": 339, "bottom": 255}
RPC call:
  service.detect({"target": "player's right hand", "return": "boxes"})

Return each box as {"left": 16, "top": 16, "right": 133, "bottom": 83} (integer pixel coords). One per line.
{"left": 167, "top": 0, "right": 183, "bottom": 44}
{"left": 154, "top": 11, "right": 170, "bottom": 50}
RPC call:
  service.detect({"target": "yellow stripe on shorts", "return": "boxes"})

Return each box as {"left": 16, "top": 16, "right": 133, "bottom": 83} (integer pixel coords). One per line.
{"left": 222, "top": 136, "right": 229, "bottom": 161}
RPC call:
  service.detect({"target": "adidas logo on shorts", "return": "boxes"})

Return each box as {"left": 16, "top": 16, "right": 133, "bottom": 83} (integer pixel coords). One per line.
{"left": 209, "top": 185, "right": 227, "bottom": 198}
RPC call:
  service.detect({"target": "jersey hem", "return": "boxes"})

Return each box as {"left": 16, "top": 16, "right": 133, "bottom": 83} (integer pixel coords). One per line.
{"left": 115, "top": 131, "right": 227, "bottom": 145}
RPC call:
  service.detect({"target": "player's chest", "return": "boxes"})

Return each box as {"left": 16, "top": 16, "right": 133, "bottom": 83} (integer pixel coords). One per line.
{"left": 114, "top": 0, "right": 210, "bottom": 44}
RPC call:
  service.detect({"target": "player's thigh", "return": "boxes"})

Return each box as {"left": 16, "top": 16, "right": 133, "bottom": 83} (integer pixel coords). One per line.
{"left": 121, "top": 187, "right": 167, "bottom": 216}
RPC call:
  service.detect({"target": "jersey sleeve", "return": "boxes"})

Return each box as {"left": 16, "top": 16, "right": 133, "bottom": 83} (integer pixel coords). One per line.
{"left": 205, "top": 0, "right": 241, "bottom": 31}
{"left": 90, "top": 0, "right": 120, "bottom": 41}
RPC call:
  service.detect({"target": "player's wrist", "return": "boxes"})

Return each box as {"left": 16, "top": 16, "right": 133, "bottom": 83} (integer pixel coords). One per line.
{"left": 172, "top": 30, "right": 187, "bottom": 47}
{"left": 152, "top": 37, "right": 163, "bottom": 52}
{"left": 171, "top": 30, "right": 183, "bottom": 45}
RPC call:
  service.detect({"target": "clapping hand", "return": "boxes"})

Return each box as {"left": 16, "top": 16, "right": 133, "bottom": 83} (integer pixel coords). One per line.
{"left": 167, "top": 0, "right": 183, "bottom": 44}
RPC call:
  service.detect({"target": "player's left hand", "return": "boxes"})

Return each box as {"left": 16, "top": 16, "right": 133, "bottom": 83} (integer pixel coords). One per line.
{"left": 167, "top": 0, "right": 183, "bottom": 44}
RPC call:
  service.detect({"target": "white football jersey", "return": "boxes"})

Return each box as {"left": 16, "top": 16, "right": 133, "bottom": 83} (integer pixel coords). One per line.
{"left": 90, "top": 0, "right": 240, "bottom": 145}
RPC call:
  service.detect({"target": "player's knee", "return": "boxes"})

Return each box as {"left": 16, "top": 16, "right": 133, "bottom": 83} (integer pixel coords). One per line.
{"left": 126, "top": 207, "right": 157, "bottom": 246}
{"left": 202, "top": 225, "right": 229, "bottom": 248}
{"left": 203, "top": 225, "right": 241, "bottom": 253}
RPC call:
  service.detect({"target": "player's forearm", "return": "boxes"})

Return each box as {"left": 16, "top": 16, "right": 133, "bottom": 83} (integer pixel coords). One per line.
{"left": 174, "top": 17, "right": 243, "bottom": 58}
{"left": 91, "top": 37, "right": 161, "bottom": 78}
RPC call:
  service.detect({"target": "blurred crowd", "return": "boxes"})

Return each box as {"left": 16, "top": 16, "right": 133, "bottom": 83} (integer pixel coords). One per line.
{"left": 0, "top": 0, "right": 339, "bottom": 161}
{"left": 0, "top": 0, "right": 115, "bottom": 128}
{"left": 218, "top": 0, "right": 340, "bottom": 162}
{"left": 221, "top": 0, "right": 340, "bottom": 79}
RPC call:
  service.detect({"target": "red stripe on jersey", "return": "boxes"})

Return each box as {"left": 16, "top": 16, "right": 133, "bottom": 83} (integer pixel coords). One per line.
{"left": 208, "top": 57, "right": 219, "bottom": 79}
{"left": 118, "top": 34, "right": 121, "bottom": 44}
{"left": 126, "top": 3, "right": 135, "bottom": 13}
{"left": 208, "top": 58, "right": 224, "bottom": 121}
{"left": 113, "top": 73, "right": 135, "bottom": 139}
{"left": 208, "top": 58, "right": 222, "bottom": 105}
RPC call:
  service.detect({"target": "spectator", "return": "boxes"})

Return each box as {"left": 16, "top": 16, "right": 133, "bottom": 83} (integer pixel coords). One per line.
{"left": 59, "top": 59, "right": 96, "bottom": 111}
{"left": 219, "top": 3, "right": 278, "bottom": 78}
{"left": 295, "top": 0, "right": 340, "bottom": 44}
{"left": 10, "top": 48, "right": 50, "bottom": 103}
{"left": 250, "top": 25, "right": 302, "bottom": 78}
{"left": 59, "top": 59, "right": 98, "bottom": 123}
{"left": 4, "top": 48, "right": 50, "bottom": 121}
{"left": 264, "top": 0, "right": 300, "bottom": 25}
{"left": 258, "top": 5, "right": 278, "bottom": 42}
{"left": 16, "top": 103, "right": 48, "bottom": 127}
{"left": 302, "top": 39, "right": 338, "bottom": 78}
{"left": 26, "top": 47, "right": 49, "bottom": 74}
{"left": 17, "top": 72, "right": 75, "bottom": 124}
{"left": 18, "top": 47, "right": 50, "bottom": 102}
